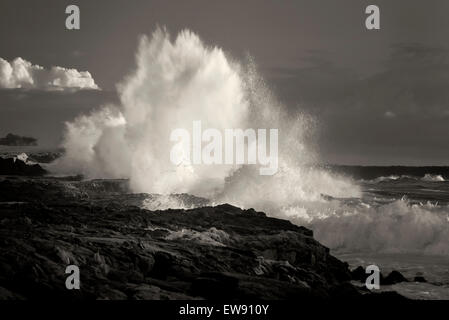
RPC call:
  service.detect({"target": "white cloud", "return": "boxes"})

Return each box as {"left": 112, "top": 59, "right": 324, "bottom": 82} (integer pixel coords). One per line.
{"left": 0, "top": 57, "right": 100, "bottom": 91}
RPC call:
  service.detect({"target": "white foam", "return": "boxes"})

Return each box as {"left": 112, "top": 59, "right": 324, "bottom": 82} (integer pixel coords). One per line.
{"left": 276, "top": 198, "right": 449, "bottom": 255}
{"left": 422, "top": 174, "right": 445, "bottom": 182}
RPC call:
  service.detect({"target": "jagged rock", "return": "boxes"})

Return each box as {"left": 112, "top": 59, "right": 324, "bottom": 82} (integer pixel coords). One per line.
{"left": 352, "top": 267, "right": 410, "bottom": 286}
{"left": 0, "top": 157, "right": 46, "bottom": 176}
{"left": 351, "top": 266, "right": 366, "bottom": 282}
{"left": 414, "top": 276, "right": 427, "bottom": 283}
{"left": 382, "top": 270, "right": 408, "bottom": 285}
{"left": 0, "top": 176, "right": 400, "bottom": 300}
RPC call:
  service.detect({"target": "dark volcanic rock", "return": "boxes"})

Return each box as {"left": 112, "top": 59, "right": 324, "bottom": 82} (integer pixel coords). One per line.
{"left": 414, "top": 276, "right": 427, "bottom": 283}
{"left": 0, "top": 157, "right": 47, "bottom": 176}
{"left": 351, "top": 266, "right": 366, "bottom": 282}
{"left": 352, "top": 266, "right": 410, "bottom": 286}
{"left": 0, "top": 176, "right": 380, "bottom": 300}
{"left": 382, "top": 270, "right": 408, "bottom": 285}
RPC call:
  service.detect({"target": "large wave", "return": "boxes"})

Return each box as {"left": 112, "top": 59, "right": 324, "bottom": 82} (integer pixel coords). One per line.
{"left": 55, "top": 28, "right": 248, "bottom": 196}
{"left": 52, "top": 28, "right": 449, "bottom": 256}
{"left": 278, "top": 198, "right": 449, "bottom": 255}
{"left": 53, "top": 27, "right": 357, "bottom": 200}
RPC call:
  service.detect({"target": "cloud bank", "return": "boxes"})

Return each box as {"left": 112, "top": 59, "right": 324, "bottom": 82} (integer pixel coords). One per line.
{"left": 0, "top": 57, "right": 99, "bottom": 91}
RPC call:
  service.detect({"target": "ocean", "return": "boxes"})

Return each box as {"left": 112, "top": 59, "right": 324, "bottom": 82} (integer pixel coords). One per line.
{"left": 2, "top": 147, "right": 449, "bottom": 299}
{"left": 324, "top": 167, "right": 449, "bottom": 299}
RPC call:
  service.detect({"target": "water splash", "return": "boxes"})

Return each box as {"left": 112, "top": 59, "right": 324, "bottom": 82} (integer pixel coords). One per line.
{"left": 54, "top": 27, "right": 357, "bottom": 202}
{"left": 50, "top": 28, "right": 449, "bottom": 256}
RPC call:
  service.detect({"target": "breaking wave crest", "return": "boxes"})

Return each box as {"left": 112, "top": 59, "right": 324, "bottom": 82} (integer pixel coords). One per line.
{"left": 276, "top": 198, "right": 449, "bottom": 255}
{"left": 422, "top": 174, "right": 446, "bottom": 182}
{"left": 365, "top": 174, "right": 446, "bottom": 183}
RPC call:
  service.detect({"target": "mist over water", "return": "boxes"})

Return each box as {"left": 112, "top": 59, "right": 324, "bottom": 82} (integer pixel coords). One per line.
{"left": 52, "top": 28, "right": 449, "bottom": 256}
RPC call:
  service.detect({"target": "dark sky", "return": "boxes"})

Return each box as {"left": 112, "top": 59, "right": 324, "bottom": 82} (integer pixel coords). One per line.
{"left": 1, "top": 0, "right": 449, "bottom": 165}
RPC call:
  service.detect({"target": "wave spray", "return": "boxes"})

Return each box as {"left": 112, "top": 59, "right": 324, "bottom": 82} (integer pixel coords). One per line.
{"left": 53, "top": 28, "right": 449, "bottom": 255}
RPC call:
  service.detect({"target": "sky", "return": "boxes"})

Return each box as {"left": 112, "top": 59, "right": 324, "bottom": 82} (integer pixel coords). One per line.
{"left": 1, "top": 0, "right": 449, "bottom": 165}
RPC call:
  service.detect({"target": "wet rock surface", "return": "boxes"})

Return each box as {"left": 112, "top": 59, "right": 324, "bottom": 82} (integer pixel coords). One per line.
{"left": 0, "top": 176, "right": 397, "bottom": 300}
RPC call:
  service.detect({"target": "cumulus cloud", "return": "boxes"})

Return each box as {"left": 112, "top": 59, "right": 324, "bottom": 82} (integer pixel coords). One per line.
{"left": 0, "top": 57, "right": 100, "bottom": 91}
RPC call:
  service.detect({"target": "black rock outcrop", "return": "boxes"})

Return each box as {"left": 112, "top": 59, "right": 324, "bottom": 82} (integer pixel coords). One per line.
{"left": 413, "top": 276, "right": 427, "bottom": 283}
{"left": 0, "top": 157, "right": 47, "bottom": 176}
{"left": 351, "top": 266, "right": 410, "bottom": 286}
{"left": 382, "top": 270, "right": 409, "bottom": 285}
{"left": 0, "top": 177, "right": 401, "bottom": 300}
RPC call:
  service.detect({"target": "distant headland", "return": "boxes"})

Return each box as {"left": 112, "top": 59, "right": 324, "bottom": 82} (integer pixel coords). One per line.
{"left": 0, "top": 133, "right": 37, "bottom": 146}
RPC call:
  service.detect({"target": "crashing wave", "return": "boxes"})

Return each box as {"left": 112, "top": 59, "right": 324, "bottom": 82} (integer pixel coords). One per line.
{"left": 49, "top": 28, "right": 449, "bottom": 257}
{"left": 276, "top": 198, "right": 449, "bottom": 255}
{"left": 53, "top": 27, "right": 358, "bottom": 206}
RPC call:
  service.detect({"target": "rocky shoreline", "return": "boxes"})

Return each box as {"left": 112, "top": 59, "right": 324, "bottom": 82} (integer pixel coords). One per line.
{"left": 0, "top": 159, "right": 405, "bottom": 300}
